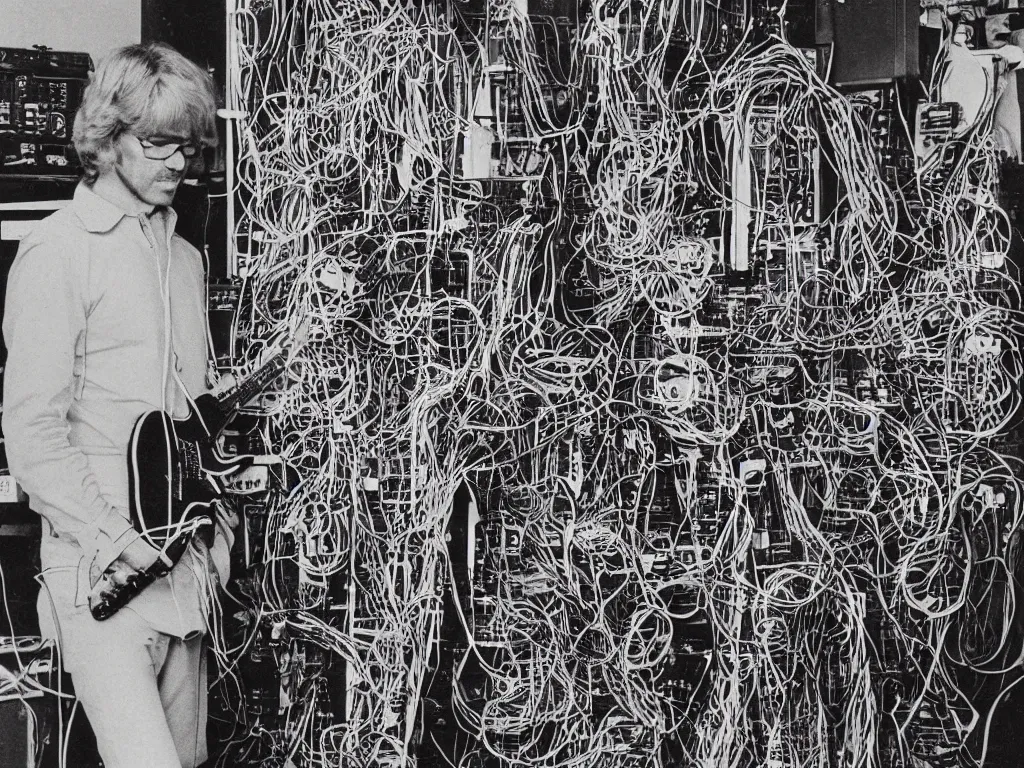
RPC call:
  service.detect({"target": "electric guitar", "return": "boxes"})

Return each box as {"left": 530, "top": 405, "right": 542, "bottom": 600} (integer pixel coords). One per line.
{"left": 89, "top": 344, "right": 292, "bottom": 621}
{"left": 127, "top": 348, "right": 289, "bottom": 535}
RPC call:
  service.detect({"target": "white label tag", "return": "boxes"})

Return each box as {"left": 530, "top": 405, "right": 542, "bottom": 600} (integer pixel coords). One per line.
{"left": 224, "top": 465, "right": 269, "bottom": 495}
{"left": 0, "top": 474, "right": 21, "bottom": 503}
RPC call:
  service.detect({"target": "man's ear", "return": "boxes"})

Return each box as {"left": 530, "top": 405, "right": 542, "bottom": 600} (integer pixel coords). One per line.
{"left": 92, "top": 142, "right": 119, "bottom": 177}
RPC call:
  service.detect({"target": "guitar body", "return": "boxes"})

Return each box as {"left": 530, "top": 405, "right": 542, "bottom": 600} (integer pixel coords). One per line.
{"left": 127, "top": 395, "right": 246, "bottom": 550}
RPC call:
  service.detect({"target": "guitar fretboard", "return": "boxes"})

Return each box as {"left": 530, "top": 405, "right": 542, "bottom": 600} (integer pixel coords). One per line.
{"left": 220, "top": 352, "right": 287, "bottom": 413}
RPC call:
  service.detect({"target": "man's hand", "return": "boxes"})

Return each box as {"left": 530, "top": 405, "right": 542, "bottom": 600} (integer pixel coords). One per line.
{"left": 117, "top": 537, "right": 161, "bottom": 573}
{"left": 88, "top": 535, "right": 161, "bottom": 590}
{"left": 93, "top": 558, "right": 137, "bottom": 590}
{"left": 86, "top": 537, "right": 164, "bottom": 620}
{"left": 86, "top": 554, "right": 162, "bottom": 622}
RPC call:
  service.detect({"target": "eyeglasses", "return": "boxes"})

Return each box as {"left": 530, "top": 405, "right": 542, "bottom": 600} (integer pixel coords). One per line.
{"left": 131, "top": 134, "right": 201, "bottom": 161}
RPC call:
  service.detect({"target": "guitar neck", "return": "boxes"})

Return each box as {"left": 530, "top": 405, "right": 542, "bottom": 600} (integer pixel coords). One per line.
{"left": 219, "top": 351, "right": 287, "bottom": 414}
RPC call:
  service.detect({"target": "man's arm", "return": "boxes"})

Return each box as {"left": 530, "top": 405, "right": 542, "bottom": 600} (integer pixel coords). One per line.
{"left": 2, "top": 230, "right": 156, "bottom": 578}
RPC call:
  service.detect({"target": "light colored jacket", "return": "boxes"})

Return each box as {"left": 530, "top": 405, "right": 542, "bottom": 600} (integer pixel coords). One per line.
{"left": 2, "top": 182, "right": 231, "bottom": 638}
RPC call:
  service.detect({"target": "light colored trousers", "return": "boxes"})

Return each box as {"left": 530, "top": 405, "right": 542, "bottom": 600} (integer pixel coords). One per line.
{"left": 38, "top": 569, "right": 208, "bottom": 768}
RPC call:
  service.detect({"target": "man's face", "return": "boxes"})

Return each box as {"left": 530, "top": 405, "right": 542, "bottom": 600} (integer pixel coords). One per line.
{"left": 109, "top": 132, "right": 190, "bottom": 209}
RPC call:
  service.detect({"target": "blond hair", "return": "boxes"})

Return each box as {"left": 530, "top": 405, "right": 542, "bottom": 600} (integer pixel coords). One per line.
{"left": 73, "top": 43, "right": 218, "bottom": 183}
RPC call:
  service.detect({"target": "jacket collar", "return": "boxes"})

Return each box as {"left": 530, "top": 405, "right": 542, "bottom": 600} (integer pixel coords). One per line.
{"left": 71, "top": 182, "right": 177, "bottom": 235}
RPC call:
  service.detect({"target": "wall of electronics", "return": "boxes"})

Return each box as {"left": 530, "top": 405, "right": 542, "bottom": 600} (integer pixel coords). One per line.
{"left": 0, "top": 1, "right": 1020, "bottom": 767}
{"left": 212, "top": 1, "right": 1024, "bottom": 767}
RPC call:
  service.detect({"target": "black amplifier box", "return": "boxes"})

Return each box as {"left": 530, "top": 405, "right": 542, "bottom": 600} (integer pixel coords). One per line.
{"left": 0, "top": 47, "right": 92, "bottom": 175}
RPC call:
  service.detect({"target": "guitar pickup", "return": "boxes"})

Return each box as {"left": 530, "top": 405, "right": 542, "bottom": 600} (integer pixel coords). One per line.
{"left": 223, "top": 455, "right": 285, "bottom": 495}
{"left": 223, "top": 464, "right": 270, "bottom": 495}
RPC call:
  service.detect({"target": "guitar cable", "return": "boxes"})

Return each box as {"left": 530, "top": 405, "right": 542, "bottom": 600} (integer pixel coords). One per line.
{"left": 151, "top": 234, "right": 222, "bottom": 553}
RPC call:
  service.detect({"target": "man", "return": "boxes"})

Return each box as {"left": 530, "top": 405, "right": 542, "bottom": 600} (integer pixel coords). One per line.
{"left": 3, "top": 43, "right": 234, "bottom": 768}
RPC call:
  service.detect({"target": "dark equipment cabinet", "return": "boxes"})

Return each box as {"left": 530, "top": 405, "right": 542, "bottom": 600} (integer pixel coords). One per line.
{"left": 815, "top": 0, "right": 921, "bottom": 87}
{"left": 0, "top": 47, "right": 91, "bottom": 176}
